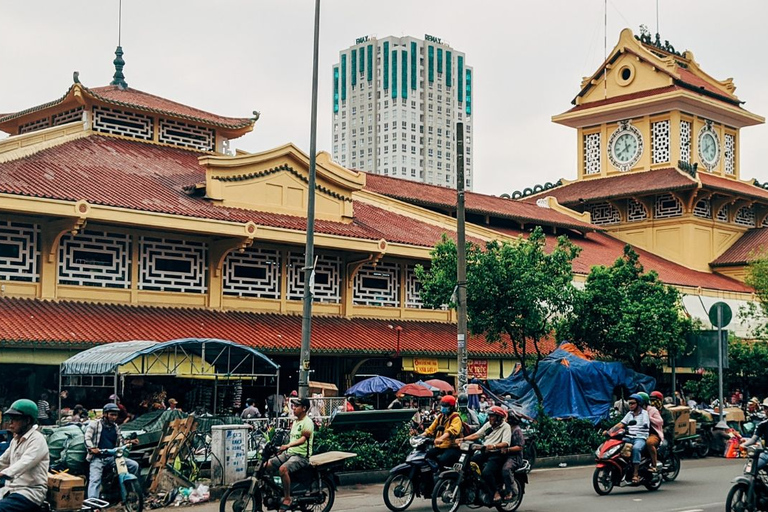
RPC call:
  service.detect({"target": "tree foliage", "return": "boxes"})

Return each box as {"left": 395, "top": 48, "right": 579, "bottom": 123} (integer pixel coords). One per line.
{"left": 416, "top": 227, "right": 581, "bottom": 401}
{"left": 743, "top": 256, "right": 768, "bottom": 338}
{"left": 559, "top": 245, "right": 692, "bottom": 372}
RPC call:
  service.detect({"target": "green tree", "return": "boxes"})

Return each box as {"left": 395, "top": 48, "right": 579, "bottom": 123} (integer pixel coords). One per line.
{"left": 559, "top": 245, "right": 692, "bottom": 372}
{"left": 743, "top": 255, "right": 768, "bottom": 338}
{"left": 416, "top": 227, "right": 581, "bottom": 401}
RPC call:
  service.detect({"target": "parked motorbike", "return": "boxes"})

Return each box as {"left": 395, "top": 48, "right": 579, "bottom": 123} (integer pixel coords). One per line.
{"left": 219, "top": 429, "right": 355, "bottom": 512}
{"left": 383, "top": 436, "right": 438, "bottom": 511}
{"left": 657, "top": 439, "right": 681, "bottom": 481}
{"left": 431, "top": 441, "right": 529, "bottom": 512}
{"left": 726, "top": 446, "right": 768, "bottom": 512}
{"left": 592, "top": 425, "right": 663, "bottom": 495}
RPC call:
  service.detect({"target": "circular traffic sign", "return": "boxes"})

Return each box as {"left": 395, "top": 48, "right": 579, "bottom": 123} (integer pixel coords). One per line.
{"left": 708, "top": 302, "right": 732, "bottom": 328}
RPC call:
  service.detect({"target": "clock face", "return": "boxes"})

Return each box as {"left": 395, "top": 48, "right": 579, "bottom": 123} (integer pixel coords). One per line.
{"left": 613, "top": 132, "right": 640, "bottom": 163}
{"left": 700, "top": 132, "right": 719, "bottom": 164}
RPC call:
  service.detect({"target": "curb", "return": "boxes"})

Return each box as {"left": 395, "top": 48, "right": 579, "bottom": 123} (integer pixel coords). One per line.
{"left": 338, "top": 470, "right": 390, "bottom": 486}
{"left": 534, "top": 453, "right": 594, "bottom": 469}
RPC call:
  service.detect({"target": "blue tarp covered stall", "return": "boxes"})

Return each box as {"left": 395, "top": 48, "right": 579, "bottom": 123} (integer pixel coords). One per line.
{"left": 487, "top": 342, "right": 656, "bottom": 423}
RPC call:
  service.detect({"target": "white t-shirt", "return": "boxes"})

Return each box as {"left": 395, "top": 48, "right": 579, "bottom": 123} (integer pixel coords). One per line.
{"left": 620, "top": 409, "right": 650, "bottom": 439}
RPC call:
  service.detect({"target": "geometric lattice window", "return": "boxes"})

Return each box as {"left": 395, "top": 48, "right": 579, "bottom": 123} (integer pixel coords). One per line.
{"left": 139, "top": 236, "right": 207, "bottom": 293}
{"left": 735, "top": 206, "right": 756, "bottom": 227}
{"left": 19, "top": 117, "right": 51, "bottom": 135}
{"left": 406, "top": 263, "right": 425, "bottom": 309}
{"left": 693, "top": 198, "right": 712, "bottom": 219}
{"left": 353, "top": 260, "right": 400, "bottom": 307}
{"left": 587, "top": 202, "right": 620, "bottom": 225}
{"left": 53, "top": 107, "right": 85, "bottom": 126}
{"left": 223, "top": 246, "right": 280, "bottom": 299}
{"left": 680, "top": 120, "right": 692, "bottom": 164}
{"left": 716, "top": 205, "right": 729, "bottom": 223}
{"left": 159, "top": 119, "right": 215, "bottom": 152}
{"left": 651, "top": 120, "right": 670, "bottom": 164}
{"left": 0, "top": 221, "right": 39, "bottom": 282}
{"left": 58, "top": 230, "right": 131, "bottom": 288}
{"left": 583, "top": 132, "right": 601, "bottom": 175}
{"left": 627, "top": 199, "right": 648, "bottom": 222}
{"left": 286, "top": 252, "right": 341, "bottom": 304}
{"left": 93, "top": 106, "right": 154, "bottom": 140}
{"left": 724, "top": 134, "right": 735, "bottom": 176}
{"left": 654, "top": 194, "right": 683, "bottom": 219}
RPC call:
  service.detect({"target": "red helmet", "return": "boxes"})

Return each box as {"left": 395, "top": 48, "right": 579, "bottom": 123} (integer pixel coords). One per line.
{"left": 440, "top": 395, "right": 456, "bottom": 407}
{"left": 650, "top": 391, "right": 663, "bottom": 400}
{"left": 488, "top": 406, "right": 508, "bottom": 420}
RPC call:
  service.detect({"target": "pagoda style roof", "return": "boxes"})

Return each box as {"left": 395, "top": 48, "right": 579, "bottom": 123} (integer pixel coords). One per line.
{"left": 711, "top": 228, "right": 768, "bottom": 267}
{"left": 0, "top": 297, "right": 550, "bottom": 358}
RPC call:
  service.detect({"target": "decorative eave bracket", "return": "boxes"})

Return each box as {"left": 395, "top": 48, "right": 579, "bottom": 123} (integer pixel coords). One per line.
{"left": 346, "top": 239, "right": 388, "bottom": 288}
{"left": 210, "top": 221, "right": 258, "bottom": 277}
{"left": 43, "top": 200, "right": 90, "bottom": 263}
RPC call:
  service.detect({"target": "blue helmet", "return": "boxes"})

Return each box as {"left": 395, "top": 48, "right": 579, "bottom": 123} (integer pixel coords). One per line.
{"left": 628, "top": 393, "right": 645, "bottom": 406}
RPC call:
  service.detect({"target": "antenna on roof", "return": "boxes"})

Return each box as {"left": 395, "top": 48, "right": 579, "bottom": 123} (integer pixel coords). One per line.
{"left": 110, "top": 0, "right": 128, "bottom": 89}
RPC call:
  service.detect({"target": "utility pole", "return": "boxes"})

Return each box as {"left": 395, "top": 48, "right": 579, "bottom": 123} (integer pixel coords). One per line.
{"left": 298, "top": 0, "right": 321, "bottom": 400}
{"left": 456, "top": 122, "right": 468, "bottom": 393}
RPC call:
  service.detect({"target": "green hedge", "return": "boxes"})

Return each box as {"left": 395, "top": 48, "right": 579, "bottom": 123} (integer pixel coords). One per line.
{"left": 313, "top": 424, "right": 411, "bottom": 471}
{"left": 534, "top": 407, "right": 613, "bottom": 457}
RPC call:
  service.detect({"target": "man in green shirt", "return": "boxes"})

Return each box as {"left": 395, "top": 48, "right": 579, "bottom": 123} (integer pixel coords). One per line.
{"left": 266, "top": 397, "right": 315, "bottom": 509}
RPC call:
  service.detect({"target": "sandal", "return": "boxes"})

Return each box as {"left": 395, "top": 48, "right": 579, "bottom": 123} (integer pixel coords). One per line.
{"left": 631, "top": 476, "right": 641, "bottom": 484}
{"left": 279, "top": 499, "right": 292, "bottom": 510}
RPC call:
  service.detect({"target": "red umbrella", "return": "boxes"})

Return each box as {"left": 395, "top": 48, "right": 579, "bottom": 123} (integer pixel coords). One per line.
{"left": 425, "top": 379, "right": 455, "bottom": 393}
{"left": 397, "top": 383, "right": 434, "bottom": 398}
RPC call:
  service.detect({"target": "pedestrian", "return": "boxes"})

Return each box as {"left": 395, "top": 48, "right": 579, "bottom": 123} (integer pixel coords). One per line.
{"left": 167, "top": 398, "right": 180, "bottom": 411}
{"left": 36, "top": 393, "right": 52, "bottom": 426}
{"left": 241, "top": 398, "right": 262, "bottom": 419}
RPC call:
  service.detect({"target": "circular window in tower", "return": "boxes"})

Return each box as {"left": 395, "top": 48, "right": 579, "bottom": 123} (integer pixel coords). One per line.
{"left": 615, "top": 62, "right": 636, "bottom": 86}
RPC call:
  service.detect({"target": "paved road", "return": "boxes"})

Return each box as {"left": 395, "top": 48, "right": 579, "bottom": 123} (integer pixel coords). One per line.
{"left": 205, "top": 456, "right": 745, "bottom": 512}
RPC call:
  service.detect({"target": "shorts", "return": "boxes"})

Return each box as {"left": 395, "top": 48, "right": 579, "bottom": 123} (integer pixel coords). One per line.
{"left": 647, "top": 433, "right": 661, "bottom": 448}
{"left": 268, "top": 452, "right": 310, "bottom": 473}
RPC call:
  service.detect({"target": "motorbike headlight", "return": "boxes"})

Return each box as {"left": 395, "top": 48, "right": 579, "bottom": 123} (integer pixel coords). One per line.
{"left": 601, "top": 444, "right": 622, "bottom": 459}
{"left": 410, "top": 436, "right": 424, "bottom": 447}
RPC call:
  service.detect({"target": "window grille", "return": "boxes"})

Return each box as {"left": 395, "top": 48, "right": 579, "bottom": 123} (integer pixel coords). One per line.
{"left": 693, "top": 198, "right": 712, "bottom": 219}
{"left": 93, "top": 106, "right": 153, "bottom": 140}
{"left": 19, "top": 117, "right": 50, "bottom": 134}
{"left": 583, "top": 133, "right": 601, "bottom": 175}
{"left": 353, "top": 260, "right": 400, "bottom": 307}
{"left": 587, "top": 202, "right": 620, "bottom": 225}
{"left": 725, "top": 134, "right": 735, "bottom": 175}
{"left": 0, "top": 221, "right": 39, "bottom": 282}
{"left": 406, "top": 264, "right": 425, "bottom": 308}
{"left": 654, "top": 194, "right": 683, "bottom": 219}
{"left": 223, "top": 246, "right": 280, "bottom": 298}
{"left": 716, "top": 205, "right": 729, "bottom": 223}
{"left": 680, "top": 121, "right": 692, "bottom": 163}
{"left": 286, "top": 252, "right": 340, "bottom": 303}
{"left": 651, "top": 120, "right": 670, "bottom": 164}
{"left": 58, "top": 230, "right": 131, "bottom": 288}
{"left": 627, "top": 199, "right": 648, "bottom": 222}
{"left": 53, "top": 107, "right": 84, "bottom": 126}
{"left": 735, "top": 206, "right": 756, "bottom": 227}
{"left": 159, "top": 118, "right": 215, "bottom": 151}
{"left": 139, "top": 236, "right": 207, "bottom": 293}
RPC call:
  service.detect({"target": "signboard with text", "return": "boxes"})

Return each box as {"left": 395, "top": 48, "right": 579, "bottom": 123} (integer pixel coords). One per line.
{"left": 413, "top": 358, "right": 439, "bottom": 375}
{"left": 468, "top": 359, "right": 488, "bottom": 380}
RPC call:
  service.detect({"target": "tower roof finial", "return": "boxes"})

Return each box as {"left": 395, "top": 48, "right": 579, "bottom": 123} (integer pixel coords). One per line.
{"left": 110, "top": 45, "right": 128, "bottom": 89}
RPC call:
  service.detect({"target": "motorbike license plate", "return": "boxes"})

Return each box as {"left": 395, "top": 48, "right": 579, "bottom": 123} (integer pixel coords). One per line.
{"left": 453, "top": 463, "right": 463, "bottom": 471}
{"left": 745, "top": 459, "right": 753, "bottom": 472}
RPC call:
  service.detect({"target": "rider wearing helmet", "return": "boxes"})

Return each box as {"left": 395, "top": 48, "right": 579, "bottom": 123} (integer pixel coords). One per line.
{"left": 650, "top": 391, "right": 674, "bottom": 441}
{"left": 0, "top": 399, "right": 49, "bottom": 512}
{"left": 501, "top": 411, "right": 526, "bottom": 501}
{"left": 420, "top": 395, "right": 463, "bottom": 467}
{"left": 84, "top": 402, "right": 140, "bottom": 499}
{"left": 457, "top": 392, "right": 480, "bottom": 432}
{"left": 609, "top": 393, "right": 650, "bottom": 483}
{"left": 640, "top": 392, "right": 663, "bottom": 472}
{"left": 458, "top": 406, "right": 512, "bottom": 502}
{"left": 741, "top": 398, "right": 768, "bottom": 470}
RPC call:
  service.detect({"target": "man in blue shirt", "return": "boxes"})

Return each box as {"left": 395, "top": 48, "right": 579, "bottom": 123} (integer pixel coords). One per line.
{"left": 84, "top": 403, "right": 139, "bottom": 499}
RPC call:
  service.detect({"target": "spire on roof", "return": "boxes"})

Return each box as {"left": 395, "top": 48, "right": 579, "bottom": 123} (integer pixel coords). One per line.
{"left": 110, "top": 45, "right": 128, "bottom": 90}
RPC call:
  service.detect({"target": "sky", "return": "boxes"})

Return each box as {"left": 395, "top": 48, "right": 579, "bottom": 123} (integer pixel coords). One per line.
{"left": 1, "top": 1, "right": 767, "bottom": 196}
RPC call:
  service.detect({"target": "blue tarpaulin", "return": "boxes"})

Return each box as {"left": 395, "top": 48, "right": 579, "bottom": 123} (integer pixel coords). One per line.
{"left": 487, "top": 343, "right": 656, "bottom": 423}
{"left": 345, "top": 376, "right": 405, "bottom": 396}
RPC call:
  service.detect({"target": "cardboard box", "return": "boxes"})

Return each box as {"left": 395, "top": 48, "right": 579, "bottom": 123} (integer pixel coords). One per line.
{"left": 48, "top": 473, "right": 85, "bottom": 511}
{"left": 666, "top": 405, "right": 691, "bottom": 438}
{"left": 723, "top": 407, "right": 745, "bottom": 423}
{"left": 688, "top": 419, "right": 697, "bottom": 435}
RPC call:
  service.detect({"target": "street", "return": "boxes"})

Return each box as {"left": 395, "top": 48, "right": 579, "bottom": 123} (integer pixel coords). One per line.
{"left": 200, "top": 456, "right": 744, "bottom": 512}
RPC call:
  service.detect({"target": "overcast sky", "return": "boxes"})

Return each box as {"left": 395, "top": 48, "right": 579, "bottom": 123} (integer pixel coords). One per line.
{"left": 1, "top": 1, "right": 766, "bottom": 196}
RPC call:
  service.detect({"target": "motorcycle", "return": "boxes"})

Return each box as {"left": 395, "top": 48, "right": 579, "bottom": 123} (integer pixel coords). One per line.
{"left": 219, "top": 429, "right": 355, "bottom": 512}
{"left": 657, "top": 438, "right": 681, "bottom": 481}
{"left": 592, "top": 425, "right": 663, "bottom": 495}
{"left": 383, "top": 436, "right": 438, "bottom": 511}
{"left": 431, "top": 441, "right": 530, "bottom": 512}
{"left": 726, "top": 446, "right": 768, "bottom": 512}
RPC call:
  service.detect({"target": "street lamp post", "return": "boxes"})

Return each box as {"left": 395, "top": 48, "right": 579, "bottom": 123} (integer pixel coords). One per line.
{"left": 456, "top": 122, "right": 468, "bottom": 393}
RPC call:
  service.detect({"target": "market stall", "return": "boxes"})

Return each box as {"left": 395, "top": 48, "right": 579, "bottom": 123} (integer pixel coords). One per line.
{"left": 59, "top": 338, "right": 280, "bottom": 415}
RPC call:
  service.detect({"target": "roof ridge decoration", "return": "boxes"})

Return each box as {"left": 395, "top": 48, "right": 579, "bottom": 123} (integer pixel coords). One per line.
{"left": 109, "top": 46, "right": 128, "bottom": 89}
{"left": 501, "top": 180, "right": 563, "bottom": 200}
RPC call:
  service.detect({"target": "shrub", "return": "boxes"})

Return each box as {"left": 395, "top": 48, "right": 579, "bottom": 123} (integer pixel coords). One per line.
{"left": 313, "top": 423, "right": 411, "bottom": 471}
{"left": 534, "top": 406, "right": 610, "bottom": 457}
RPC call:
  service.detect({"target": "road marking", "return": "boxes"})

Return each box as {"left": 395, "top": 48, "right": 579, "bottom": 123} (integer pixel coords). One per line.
{"left": 632, "top": 498, "right": 643, "bottom": 502}
{"left": 677, "top": 509, "right": 704, "bottom": 512}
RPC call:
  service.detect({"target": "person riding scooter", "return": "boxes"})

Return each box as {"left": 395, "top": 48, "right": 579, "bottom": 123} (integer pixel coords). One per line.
{"left": 85, "top": 403, "right": 140, "bottom": 500}
{"left": 608, "top": 393, "right": 650, "bottom": 483}
{"left": 457, "top": 406, "right": 512, "bottom": 502}
{"left": 417, "top": 395, "right": 463, "bottom": 468}
{"left": 740, "top": 398, "right": 768, "bottom": 470}
{"left": 0, "top": 399, "right": 49, "bottom": 512}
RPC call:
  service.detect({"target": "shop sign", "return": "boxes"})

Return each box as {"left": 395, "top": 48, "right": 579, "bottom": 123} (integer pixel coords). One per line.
{"left": 468, "top": 359, "right": 488, "bottom": 380}
{"left": 413, "top": 358, "right": 439, "bottom": 375}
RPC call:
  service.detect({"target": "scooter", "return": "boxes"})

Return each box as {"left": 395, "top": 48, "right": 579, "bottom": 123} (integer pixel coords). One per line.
{"left": 657, "top": 438, "right": 681, "bottom": 481}
{"left": 726, "top": 446, "right": 768, "bottom": 512}
{"left": 383, "top": 436, "right": 438, "bottom": 511}
{"left": 592, "top": 425, "right": 662, "bottom": 495}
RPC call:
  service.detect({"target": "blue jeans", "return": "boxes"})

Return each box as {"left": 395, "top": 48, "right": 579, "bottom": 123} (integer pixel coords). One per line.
{"left": 631, "top": 438, "right": 646, "bottom": 464}
{"left": 88, "top": 456, "right": 140, "bottom": 499}
{"left": 0, "top": 493, "right": 39, "bottom": 512}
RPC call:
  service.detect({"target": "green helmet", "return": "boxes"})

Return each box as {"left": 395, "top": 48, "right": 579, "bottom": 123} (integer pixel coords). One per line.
{"left": 636, "top": 392, "right": 650, "bottom": 406}
{"left": 4, "top": 399, "right": 38, "bottom": 421}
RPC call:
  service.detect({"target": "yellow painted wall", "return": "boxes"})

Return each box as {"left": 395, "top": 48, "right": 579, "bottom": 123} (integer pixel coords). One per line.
{"left": 401, "top": 357, "right": 518, "bottom": 380}
{"left": 581, "top": 52, "right": 672, "bottom": 105}
{"left": 0, "top": 348, "right": 84, "bottom": 365}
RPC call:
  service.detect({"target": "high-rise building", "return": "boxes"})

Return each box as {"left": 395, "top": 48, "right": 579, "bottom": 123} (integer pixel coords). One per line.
{"left": 332, "top": 34, "right": 473, "bottom": 190}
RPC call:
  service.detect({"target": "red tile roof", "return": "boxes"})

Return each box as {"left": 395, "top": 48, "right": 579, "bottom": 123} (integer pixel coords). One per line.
{"left": 0, "top": 297, "right": 553, "bottom": 358}
{"left": 568, "top": 86, "right": 683, "bottom": 112}
{"left": 363, "top": 172, "right": 596, "bottom": 231}
{"left": 698, "top": 173, "right": 768, "bottom": 202}
{"left": 711, "top": 228, "right": 768, "bottom": 267}
{"left": 492, "top": 226, "right": 752, "bottom": 293}
{"left": 525, "top": 168, "right": 697, "bottom": 206}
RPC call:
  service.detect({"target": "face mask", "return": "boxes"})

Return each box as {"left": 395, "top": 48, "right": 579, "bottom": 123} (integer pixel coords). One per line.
{"left": 440, "top": 406, "right": 450, "bottom": 415}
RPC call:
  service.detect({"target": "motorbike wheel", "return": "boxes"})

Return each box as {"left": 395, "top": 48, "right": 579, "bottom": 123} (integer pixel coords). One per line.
{"left": 123, "top": 480, "right": 144, "bottom": 512}
{"left": 644, "top": 473, "right": 662, "bottom": 491}
{"left": 300, "top": 477, "right": 335, "bottom": 512}
{"left": 725, "top": 483, "right": 749, "bottom": 512}
{"left": 431, "top": 477, "right": 462, "bottom": 512}
{"left": 592, "top": 467, "right": 614, "bottom": 495}
{"left": 662, "top": 454, "right": 681, "bottom": 482}
{"left": 496, "top": 481, "right": 523, "bottom": 512}
{"left": 695, "top": 440, "right": 710, "bottom": 458}
{"left": 220, "top": 486, "right": 257, "bottom": 512}
{"left": 383, "top": 473, "right": 416, "bottom": 511}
